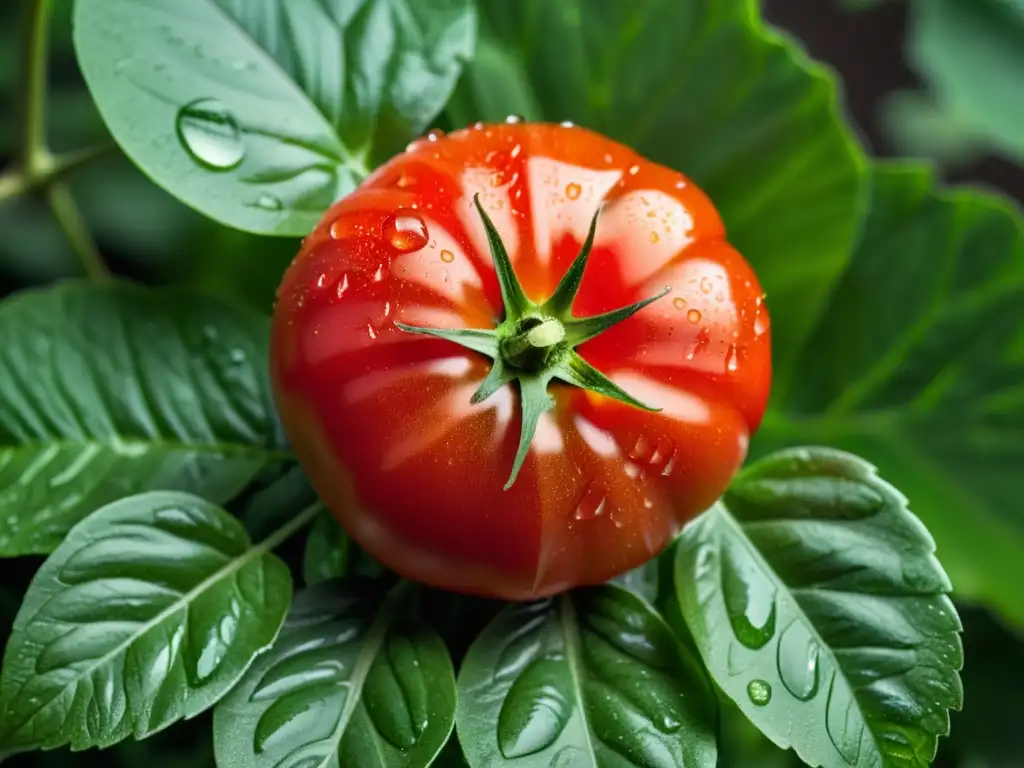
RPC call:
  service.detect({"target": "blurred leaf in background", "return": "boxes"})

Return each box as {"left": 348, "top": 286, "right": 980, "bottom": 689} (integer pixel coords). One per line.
{"left": 878, "top": 0, "right": 1024, "bottom": 167}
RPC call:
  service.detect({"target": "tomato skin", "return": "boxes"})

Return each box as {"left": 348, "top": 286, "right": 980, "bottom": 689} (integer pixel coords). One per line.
{"left": 271, "top": 122, "right": 771, "bottom": 600}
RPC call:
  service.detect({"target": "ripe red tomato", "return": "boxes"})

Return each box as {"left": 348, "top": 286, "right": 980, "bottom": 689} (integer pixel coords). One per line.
{"left": 271, "top": 121, "right": 771, "bottom": 600}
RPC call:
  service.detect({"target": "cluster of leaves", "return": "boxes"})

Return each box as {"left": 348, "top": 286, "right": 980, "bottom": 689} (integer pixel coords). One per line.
{"left": 2, "top": 0, "right": 1022, "bottom": 765}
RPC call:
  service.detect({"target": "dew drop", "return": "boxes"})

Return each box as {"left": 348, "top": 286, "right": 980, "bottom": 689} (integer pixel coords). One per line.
{"left": 776, "top": 621, "right": 821, "bottom": 701}
{"left": 253, "top": 193, "right": 281, "bottom": 211}
{"left": 565, "top": 182, "right": 582, "bottom": 200}
{"left": 686, "top": 309, "right": 702, "bottom": 324}
{"left": 747, "top": 679, "right": 772, "bottom": 706}
{"left": 175, "top": 98, "right": 246, "bottom": 171}
{"left": 426, "top": 128, "right": 445, "bottom": 141}
{"left": 649, "top": 231, "right": 660, "bottom": 244}
{"left": 382, "top": 210, "right": 428, "bottom": 253}
{"left": 505, "top": 114, "right": 524, "bottom": 124}
{"left": 725, "top": 343, "right": 739, "bottom": 373}
{"left": 673, "top": 297, "right": 687, "bottom": 310}
{"left": 721, "top": 543, "right": 778, "bottom": 649}
{"left": 573, "top": 481, "right": 608, "bottom": 520}
{"left": 754, "top": 312, "right": 769, "bottom": 337}
{"left": 440, "top": 249, "right": 455, "bottom": 263}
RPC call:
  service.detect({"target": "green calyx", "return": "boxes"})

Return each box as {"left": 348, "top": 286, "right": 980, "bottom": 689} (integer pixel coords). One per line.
{"left": 397, "top": 194, "right": 667, "bottom": 490}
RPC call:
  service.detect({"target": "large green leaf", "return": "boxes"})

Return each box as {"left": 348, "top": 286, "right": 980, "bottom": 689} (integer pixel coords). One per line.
{"left": 303, "top": 511, "right": 350, "bottom": 586}
{"left": 675, "top": 447, "right": 963, "bottom": 768}
{"left": 213, "top": 579, "right": 456, "bottom": 768}
{"left": 909, "top": 0, "right": 1024, "bottom": 163}
{"left": 446, "top": 0, "right": 867, "bottom": 390}
{"left": 756, "top": 163, "right": 1024, "bottom": 627}
{"left": 456, "top": 585, "right": 717, "bottom": 768}
{"left": 0, "top": 492, "right": 295, "bottom": 752}
{"left": 73, "top": 0, "right": 476, "bottom": 236}
{"left": 0, "top": 280, "right": 290, "bottom": 557}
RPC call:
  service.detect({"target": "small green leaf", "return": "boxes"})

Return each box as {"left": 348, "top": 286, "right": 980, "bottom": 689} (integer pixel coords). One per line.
{"left": 757, "top": 163, "right": 1024, "bottom": 628}
{"left": 213, "top": 579, "right": 455, "bottom": 768}
{"left": 303, "top": 511, "right": 349, "bottom": 586}
{"left": 675, "top": 447, "right": 963, "bottom": 768}
{"left": 457, "top": 585, "right": 717, "bottom": 768}
{"left": 73, "top": 0, "right": 476, "bottom": 235}
{"left": 446, "top": 0, "right": 867, "bottom": 393}
{"left": 0, "top": 491, "right": 295, "bottom": 752}
{"left": 909, "top": 0, "right": 1024, "bottom": 163}
{"left": 0, "top": 280, "right": 290, "bottom": 557}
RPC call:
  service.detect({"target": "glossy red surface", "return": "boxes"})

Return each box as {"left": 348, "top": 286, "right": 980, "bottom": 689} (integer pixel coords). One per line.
{"left": 271, "top": 122, "right": 772, "bottom": 600}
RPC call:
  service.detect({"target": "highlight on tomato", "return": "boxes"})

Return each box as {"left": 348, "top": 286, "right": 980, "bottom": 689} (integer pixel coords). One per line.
{"left": 270, "top": 120, "right": 772, "bottom": 600}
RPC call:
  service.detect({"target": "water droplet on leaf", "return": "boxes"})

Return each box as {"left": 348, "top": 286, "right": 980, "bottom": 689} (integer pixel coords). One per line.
{"left": 776, "top": 621, "right": 821, "bottom": 701}
{"left": 721, "top": 544, "right": 777, "bottom": 649}
{"left": 747, "top": 679, "right": 772, "bottom": 706}
{"left": 175, "top": 98, "right": 245, "bottom": 170}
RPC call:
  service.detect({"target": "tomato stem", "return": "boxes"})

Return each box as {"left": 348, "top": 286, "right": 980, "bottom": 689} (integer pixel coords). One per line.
{"left": 395, "top": 193, "right": 668, "bottom": 490}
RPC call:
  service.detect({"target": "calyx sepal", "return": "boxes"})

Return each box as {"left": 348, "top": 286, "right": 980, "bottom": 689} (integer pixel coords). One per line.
{"left": 397, "top": 194, "right": 666, "bottom": 489}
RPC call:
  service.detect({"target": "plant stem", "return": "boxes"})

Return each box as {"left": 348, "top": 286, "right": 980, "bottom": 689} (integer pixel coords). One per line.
{"left": 0, "top": 143, "right": 116, "bottom": 203}
{"left": 258, "top": 501, "right": 324, "bottom": 553}
{"left": 47, "top": 183, "right": 110, "bottom": 280}
{"left": 15, "top": 0, "right": 52, "bottom": 172}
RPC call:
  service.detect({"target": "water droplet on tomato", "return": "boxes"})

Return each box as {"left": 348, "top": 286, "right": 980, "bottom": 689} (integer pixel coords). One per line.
{"left": 725, "top": 343, "right": 739, "bottom": 373}
{"left": 628, "top": 164, "right": 640, "bottom": 175}
{"left": 672, "top": 297, "right": 687, "bottom": 310}
{"left": 382, "top": 210, "right": 428, "bottom": 253}
{"left": 754, "top": 312, "right": 769, "bottom": 337}
{"left": 505, "top": 114, "right": 524, "bottom": 124}
{"left": 573, "top": 481, "right": 607, "bottom": 520}
{"left": 426, "top": 128, "right": 445, "bottom": 141}
{"left": 315, "top": 273, "right": 329, "bottom": 290}
{"left": 700, "top": 276, "right": 713, "bottom": 294}
{"left": 565, "top": 182, "right": 581, "bottom": 200}
{"left": 373, "top": 264, "right": 385, "bottom": 282}
{"left": 396, "top": 174, "right": 415, "bottom": 189}
{"left": 367, "top": 323, "right": 378, "bottom": 340}
{"left": 440, "top": 249, "right": 455, "bottom": 263}
{"left": 686, "top": 309, "right": 702, "bottom": 324}
{"left": 649, "top": 231, "right": 660, "bottom": 244}
{"left": 560, "top": 120, "right": 575, "bottom": 128}
{"left": 674, "top": 180, "right": 686, "bottom": 190}
{"left": 175, "top": 98, "right": 245, "bottom": 170}
{"left": 511, "top": 144, "right": 522, "bottom": 159}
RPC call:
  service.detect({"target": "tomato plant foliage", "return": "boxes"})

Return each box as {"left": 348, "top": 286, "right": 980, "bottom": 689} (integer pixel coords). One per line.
{"left": 12, "top": 0, "right": 1024, "bottom": 765}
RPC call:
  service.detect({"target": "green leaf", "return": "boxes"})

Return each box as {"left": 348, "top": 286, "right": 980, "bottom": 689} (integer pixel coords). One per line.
{"left": 909, "top": 0, "right": 1024, "bottom": 163}
{"left": 446, "top": 0, "right": 867, "bottom": 391}
{"left": 675, "top": 447, "right": 963, "bottom": 768}
{"left": 213, "top": 579, "right": 456, "bottom": 768}
{"left": 303, "top": 511, "right": 349, "bottom": 586}
{"left": 0, "top": 491, "right": 296, "bottom": 752}
{"left": 757, "top": 163, "right": 1024, "bottom": 628}
{"left": 0, "top": 280, "right": 290, "bottom": 557}
{"left": 456, "top": 585, "right": 717, "bottom": 768}
{"left": 73, "top": 0, "right": 476, "bottom": 236}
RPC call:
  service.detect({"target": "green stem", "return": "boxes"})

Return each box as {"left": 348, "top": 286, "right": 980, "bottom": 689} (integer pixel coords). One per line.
{"left": 15, "top": 0, "right": 52, "bottom": 172}
{"left": 0, "top": 143, "right": 117, "bottom": 203}
{"left": 500, "top": 316, "right": 566, "bottom": 371}
{"left": 257, "top": 501, "right": 324, "bottom": 552}
{"left": 47, "top": 183, "right": 111, "bottom": 280}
